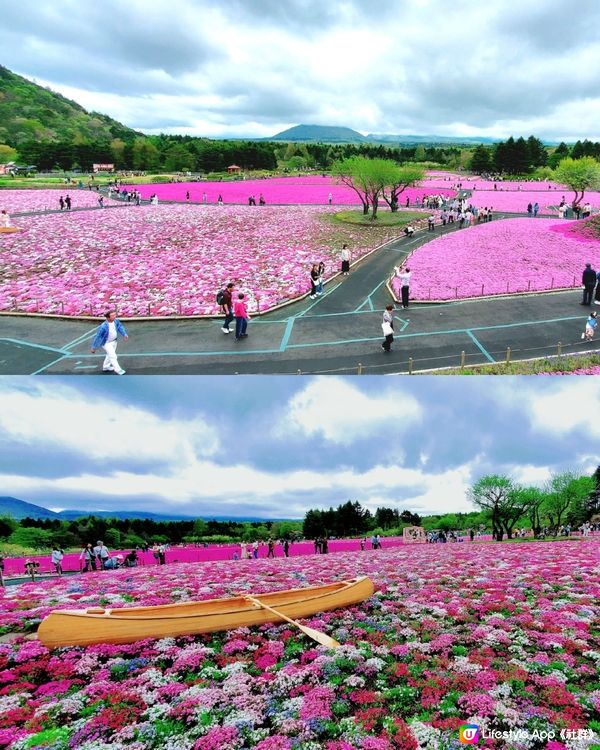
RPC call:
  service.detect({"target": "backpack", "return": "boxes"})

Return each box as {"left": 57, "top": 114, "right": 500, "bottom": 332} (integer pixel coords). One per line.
{"left": 216, "top": 289, "right": 226, "bottom": 305}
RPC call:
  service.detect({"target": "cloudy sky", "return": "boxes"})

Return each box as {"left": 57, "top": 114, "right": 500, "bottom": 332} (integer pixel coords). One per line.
{"left": 1, "top": 0, "right": 600, "bottom": 140}
{"left": 0, "top": 377, "right": 596, "bottom": 519}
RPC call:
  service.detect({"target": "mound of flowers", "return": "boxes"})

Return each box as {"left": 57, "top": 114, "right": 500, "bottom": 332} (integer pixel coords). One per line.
{"left": 0, "top": 541, "right": 598, "bottom": 749}
{"left": 0, "top": 205, "right": 403, "bottom": 317}
{"left": 0, "top": 190, "right": 120, "bottom": 214}
{"left": 392, "top": 218, "right": 600, "bottom": 301}
{"left": 124, "top": 177, "right": 454, "bottom": 206}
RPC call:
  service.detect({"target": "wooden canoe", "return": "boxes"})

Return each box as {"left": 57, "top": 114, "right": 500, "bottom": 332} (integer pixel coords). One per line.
{"left": 0, "top": 226, "right": 20, "bottom": 233}
{"left": 37, "top": 576, "right": 374, "bottom": 648}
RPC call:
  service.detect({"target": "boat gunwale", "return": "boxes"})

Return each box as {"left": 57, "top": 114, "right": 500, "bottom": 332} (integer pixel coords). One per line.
{"left": 44, "top": 576, "right": 369, "bottom": 621}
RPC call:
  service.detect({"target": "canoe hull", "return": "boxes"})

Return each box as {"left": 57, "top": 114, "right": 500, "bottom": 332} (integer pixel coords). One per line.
{"left": 37, "top": 576, "right": 374, "bottom": 648}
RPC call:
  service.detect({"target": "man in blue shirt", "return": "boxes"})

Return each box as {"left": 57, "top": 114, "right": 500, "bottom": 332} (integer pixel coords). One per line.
{"left": 91, "top": 311, "right": 128, "bottom": 374}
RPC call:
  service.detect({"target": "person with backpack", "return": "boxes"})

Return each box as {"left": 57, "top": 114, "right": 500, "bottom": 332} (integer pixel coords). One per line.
{"left": 218, "top": 283, "right": 235, "bottom": 333}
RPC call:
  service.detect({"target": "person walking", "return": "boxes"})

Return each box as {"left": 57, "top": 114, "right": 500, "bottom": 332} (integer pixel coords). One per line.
{"left": 533, "top": 202, "right": 539, "bottom": 217}
{"left": 267, "top": 538, "right": 275, "bottom": 558}
{"left": 91, "top": 311, "right": 128, "bottom": 374}
{"left": 65, "top": 195, "right": 72, "bottom": 211}
{"left": 59, "top": 196, "right": 65, "bottom": 211}
{"left": 594, "top": 269, "right": 600, "bottom": 305}
{"left": 80, "top": 543, "right": 96, "bottom": 572}
{"left": 581, "top": 263, "right": 597, "bottom": 306}
{"left": 233, "top": 293, "right": 250, "bottom": 340}
{"left": 582, "top": 311, "right": 598, "bottom": 341}
{"left": 340, "top": 244, "right": 351, "bottom": 275}
{"left": 395, "top": 266, "right": 411, "bottom": 309}
{"left": 219, "top": 282, "right": 235, "bottom": 333}
{"left": 381, "top": 304, "right": 395, "bottom": 353}
{"left": 94, "top": 540, "right": 110, "bottom": 570}
{"left": 527, "top": 202, "right": 533, "bottom": 217}
{"left": 316, "top": 261, "right": 325, "bottom": 295}
{"left": 51, "top": 547, "right": 64, "bottom": 576}
{"left": 283, "top": 539, "right": 290, "bottom": 557}
{"left": 328, "top": 192, "right": 332, "bottom": 205}
{"left": 309, "top": 264, "right": 319, "bottom": 299}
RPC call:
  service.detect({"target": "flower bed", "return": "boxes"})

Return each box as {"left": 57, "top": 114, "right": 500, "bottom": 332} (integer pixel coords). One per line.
{"left": 0, "top": 541, "right": 598, "bottom": 749}
{"left": 0, "top": 190, "right": 120, "bottom": 214}
{"left": 467, "top": 191, "right": 600, "bottom": 215}
{"left": 392, "top": 218, "right": 600, "bottom": 301}
{"left": 0, "top": 205, "right": 404, "bottom": 316}
{"left": 123, "top": 177, "right": 454, "bottom": 206}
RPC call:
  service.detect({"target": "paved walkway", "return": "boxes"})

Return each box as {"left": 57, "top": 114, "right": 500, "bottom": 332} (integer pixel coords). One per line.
{"left": 1, "top": 214, "right": 597, "bottom": 375}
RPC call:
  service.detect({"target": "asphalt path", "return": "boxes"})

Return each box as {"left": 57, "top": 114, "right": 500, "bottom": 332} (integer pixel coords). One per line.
{"left": 1, "top": 215, "right": 597, "bottom": 375}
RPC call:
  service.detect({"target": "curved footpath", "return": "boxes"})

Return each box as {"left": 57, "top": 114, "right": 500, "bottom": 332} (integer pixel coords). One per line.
{"left": 1, "top": 213, "right": 598, "bottom": 375}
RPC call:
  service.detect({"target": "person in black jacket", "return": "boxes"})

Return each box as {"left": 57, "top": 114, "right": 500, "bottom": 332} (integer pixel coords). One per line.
{"left": 581, "top": 263, "right": 597, "bottom": 305}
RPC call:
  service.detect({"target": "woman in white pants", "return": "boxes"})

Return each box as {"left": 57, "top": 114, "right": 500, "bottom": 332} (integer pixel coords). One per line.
{"left": 90, "top": 311, "right": 128, "bottom": 374}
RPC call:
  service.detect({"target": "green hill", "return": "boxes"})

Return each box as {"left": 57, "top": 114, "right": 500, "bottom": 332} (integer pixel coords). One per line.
{"left": 0, "top": 65, "right": 140, "bottom": 147}
{"left": 269, "top": 124, "right": 367, "bottom": 143}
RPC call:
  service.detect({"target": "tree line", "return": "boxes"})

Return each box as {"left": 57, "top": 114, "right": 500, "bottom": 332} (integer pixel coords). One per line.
{"left": 3, "top": 135, "right": 462, "bottom": 174}
{"left": 470, "top": 136, "right": 600, "bottom": 175}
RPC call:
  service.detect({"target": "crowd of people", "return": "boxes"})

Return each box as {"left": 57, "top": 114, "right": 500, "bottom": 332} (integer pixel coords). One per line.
{"left": 235, "top": 538, "right": 291, "bottom": 559}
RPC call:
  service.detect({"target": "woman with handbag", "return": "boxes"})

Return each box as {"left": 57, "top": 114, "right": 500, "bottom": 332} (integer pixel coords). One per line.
{"left": 381, "top": 304, "right": 395, "bottom": 352}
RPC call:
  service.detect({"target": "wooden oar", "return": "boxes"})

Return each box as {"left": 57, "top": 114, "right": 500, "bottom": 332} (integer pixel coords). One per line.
{"left": 245, "top": 595, "right": 340, "bottom": 648}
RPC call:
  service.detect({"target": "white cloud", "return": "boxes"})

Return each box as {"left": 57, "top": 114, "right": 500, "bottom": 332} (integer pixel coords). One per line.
{"left": 278, "top": 378, "right": 422, "bottom": 445}
{"left": 0, "top": 384, "right": 218, "bottom": 463}
{"left": 527, "top": 380, "right": 600, "bottom": 438}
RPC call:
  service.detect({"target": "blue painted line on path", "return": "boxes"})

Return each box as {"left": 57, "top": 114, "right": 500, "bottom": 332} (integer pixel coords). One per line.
{"left": 31, "top": 355, "right": 68, "bottom": 375}
{"left": 279, "top": 318, "right": 296, "bottom": 352}
{"left": 1, "top": 338, "right": 66, "bottom": 354}
{"left": 62, "top": 327, "right": 98, "bottom": 350}
{"left": 466, "top": 330, "right": 496, "bottom": 363}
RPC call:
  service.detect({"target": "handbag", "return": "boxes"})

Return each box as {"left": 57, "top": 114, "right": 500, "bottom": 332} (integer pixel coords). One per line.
{"left": 381, "top": 322, "right": 393, "bottom": 336}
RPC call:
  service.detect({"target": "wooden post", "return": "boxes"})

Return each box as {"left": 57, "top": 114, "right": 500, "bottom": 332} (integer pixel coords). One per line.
{"left": 460, "top": 351, "right": 466, "bottom": 370}
{"left": 557, "top": 341, "right": 562, "bottom": 357}
{"left": 505, "top": 347, "right": 511, "bottom": 364}
{"left": 147, "top": 303, "right": 151, "bottom": 316}
{"left": 528, "top": 280, "right": 531, "bottom": 291}
{"left": 506, "top": 280, "right": 509, "bottom": 293}
{"left": 551, "top": 277, "right": 554, "bottom": 289}
{"left": 455, "top": 287, "right": 458, "bottom": 298}
{"left": 177, "top": 300, "right": 182, "bottom": 315}
{"left": 357, "top": 362, "right": 363, "bottom": 375}
{"left": 481, "top": 284, "right": 484, "bottom": 296}
{"left": 297, "top": 369, "right": 302, "bottom": 375}
{"left": 60, "top": 301, "right": 65, "bottom": 315}
{"left": 408, "top": 357, "right": 413, "bottom": 374}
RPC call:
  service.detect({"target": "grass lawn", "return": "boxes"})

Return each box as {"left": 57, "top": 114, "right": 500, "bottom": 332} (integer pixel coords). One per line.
{"left": 438, "top": 352, "right": 600, "bottom": 375}
{"left": 330, "top": 209, "right": 426, "bottom": 226}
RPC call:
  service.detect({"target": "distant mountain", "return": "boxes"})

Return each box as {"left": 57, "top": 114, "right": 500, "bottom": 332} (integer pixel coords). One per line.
{"left": 365, "top": 133, "right": 500, "bottom": 146}
{"left": 0, "top": 496, "right": 294, "bottom": 522}
{"left": 0, "top": 496, "right": 60, "bottom": 520}
{"left": 269, "top": 124, "right": 368, "bottom": 143}
{"left": 0, "top": 65, "right": 141, "bottom": 146}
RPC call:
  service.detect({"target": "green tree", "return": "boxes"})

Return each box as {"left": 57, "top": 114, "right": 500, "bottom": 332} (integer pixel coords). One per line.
{"left": 468, "top": 475, "right": 515, "bottom": 541}
{"left": 543, "top": 472, "right": 594, "bottom": 532}
{"left": 553, "top": 156, "right": 600, "bottom": 208}
{"left": 9, "top": 526, "right": 53, "bottom": 550}
{"left": 469, "top": 145, "right": 492, "bottom": 174}
{"left": 0, "top": 144, "right": 17, "bottom": 163}
{"left": 163, "top": 144, "right": 196, "bottom": 172}
{"left": 381, "top": 163, "right": 425, "bottom": 212}
{"left": 193, "top": 518, "right": 208, "bottom": 537}
{"left": 132, "top": 138, "right": 160, "bottom": 171}
{"left": 547, "top": 142, "right": 570, "bottom": 169}
{"left": 0, "top": 515, "right": 17, "bottom": 538}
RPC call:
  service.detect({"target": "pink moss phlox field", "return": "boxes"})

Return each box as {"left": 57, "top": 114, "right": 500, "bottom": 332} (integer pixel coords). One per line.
{"left": 422, "top": 174, "right": 566, "bottom": 191}
{"left": 0, "top": 190, "right": 120, "bottom": 214}
{"left": 0, "top": 538, "right": 411, "bottom": 576}
{"left": 0, "top": 542, "right": 599, "bottom": 749}
{"left": 538, "top": 366, "right": 600, "bottom": 375}
{"left": 392, "top": 218, "right": 600, "bottom": 300}
{"left": 124, "top": 177, "right": 455, "bottom": 205}
{"left": 468, "top": 191, "right": 600, "bottom": 215}
{"left": 0, "top": 205, "right": 402, "bottom": 316}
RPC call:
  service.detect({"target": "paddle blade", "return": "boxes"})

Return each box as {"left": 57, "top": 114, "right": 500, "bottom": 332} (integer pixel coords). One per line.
{"left": 299, "top": 624, "right": 341, "bottom": 649}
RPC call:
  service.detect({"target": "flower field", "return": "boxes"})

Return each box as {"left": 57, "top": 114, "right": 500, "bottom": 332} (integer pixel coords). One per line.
{"left": 0, "top": 541, "right": 598, "bottom": 749}
{"left": 124, "top": 177, "right": 454, "bottom": 206}
{"left": 467, "top": 192, "right": 600, "bottom": 215}
{"left": 0, "top": 190, "right": 120, "bottom": 214}
{"left": 0, "top": 205, "right": 403, "bottom": 316}
{"left": 392, "top": 218, "right": 600, "bottom": 301}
